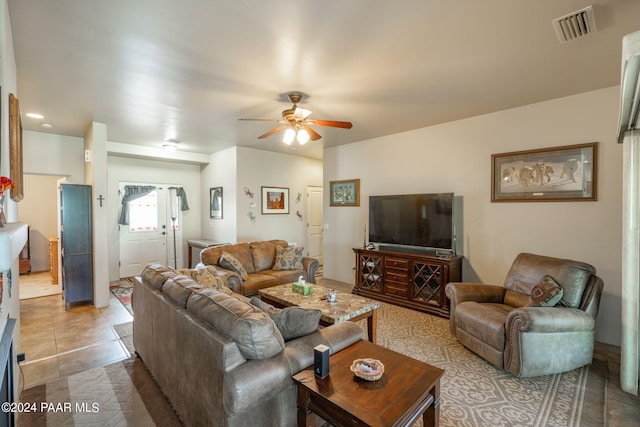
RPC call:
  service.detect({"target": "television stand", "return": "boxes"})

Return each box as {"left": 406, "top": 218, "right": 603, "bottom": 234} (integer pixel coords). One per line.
{"left": 353, "top": 247, "right": 462, "bottom": 318}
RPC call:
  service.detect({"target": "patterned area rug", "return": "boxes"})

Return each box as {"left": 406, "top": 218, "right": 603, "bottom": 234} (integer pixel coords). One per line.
{"left": 110, "top": 278, "right": 134, "bottom": 315}
{"left": 22, "top": 296, "right": 606, "bottom": 426}
{"left": 370, "top": 302, "right": 606, "bottom": 427}
{"left": 110, "top": 301, "right": 605, "bottom": 427}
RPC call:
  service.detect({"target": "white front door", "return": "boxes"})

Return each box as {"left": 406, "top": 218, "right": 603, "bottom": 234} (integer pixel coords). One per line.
{"left": 306, "top": 186, "right": 323, "bottom": 266}
{"left": 119, "top": 186, "right": 183, "bottom": 278}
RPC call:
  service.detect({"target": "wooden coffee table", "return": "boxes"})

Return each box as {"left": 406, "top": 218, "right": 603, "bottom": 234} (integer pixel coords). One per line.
{"left": 258, "top": 283, "right": 379, "bottom": 343}
{"left": 292, "top": 339, "right": 444, "bottom": 427}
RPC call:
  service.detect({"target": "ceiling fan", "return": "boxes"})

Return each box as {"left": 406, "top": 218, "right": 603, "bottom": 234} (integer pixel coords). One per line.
{"left": 239, "top": 93, "right": 353, "bottom": 145}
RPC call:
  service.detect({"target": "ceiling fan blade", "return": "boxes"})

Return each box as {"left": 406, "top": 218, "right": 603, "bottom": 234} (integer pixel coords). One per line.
{"left": 258, "top": 125, "right": 288, "bottom": 139}
{"left": 302, "top": 124, "right": 322, "bottom": 141}
{"left": 307, "top": 119, "right": 353, "bottom": 129}
{"left": 239, "top": 118, "right": 286, "bottom": 123}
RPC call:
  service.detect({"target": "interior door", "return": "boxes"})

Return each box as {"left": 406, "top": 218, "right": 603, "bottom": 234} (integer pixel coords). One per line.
{"left": 119, "top": 186, "right": 183, "bottom": 278}
{"left": 306, "top": 186, "right": 323, "bottom": 266}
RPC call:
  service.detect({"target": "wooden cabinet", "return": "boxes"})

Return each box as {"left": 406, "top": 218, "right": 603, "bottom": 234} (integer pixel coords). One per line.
{"left": 60, "top": 184, "right": 93, "bottom": 307}
{"left": 353, "top": 247, "right": 462, "bottom": 318}
{"left": 19, "top": 226, "right": 31, "bottom": 274}
{"left": 49, "top": 236, "right": 59, "bottom": 284}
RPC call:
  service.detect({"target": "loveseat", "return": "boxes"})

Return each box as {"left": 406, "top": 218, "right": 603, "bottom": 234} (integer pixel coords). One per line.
{"left": 198, "top": 239, "right": 319, "bottom": 296}
{"left": 133, "top": 263, "right": 364, "bottom": 427}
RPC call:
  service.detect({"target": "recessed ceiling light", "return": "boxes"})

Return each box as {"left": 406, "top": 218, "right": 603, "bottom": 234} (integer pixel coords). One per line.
{"left": 41, "top": 123, "right": 53, "bottom": 129}
{"left": 26, "top": 112, "right": 44, "bottom": 119}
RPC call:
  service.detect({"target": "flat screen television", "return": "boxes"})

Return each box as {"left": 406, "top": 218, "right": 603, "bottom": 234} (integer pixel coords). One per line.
{"left": 368, "top": 193, "right": 454, "bottom": 252}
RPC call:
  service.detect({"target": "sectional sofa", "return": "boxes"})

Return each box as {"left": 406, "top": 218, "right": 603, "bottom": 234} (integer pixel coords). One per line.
{"left": 133, "top": 263, "right": 364, "bottom": 426}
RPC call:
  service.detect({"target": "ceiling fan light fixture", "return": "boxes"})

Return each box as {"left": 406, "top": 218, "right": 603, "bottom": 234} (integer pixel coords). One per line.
{"left": 162, "top": 139, "right": 181, "bottom": 152}
{"left": 293, "top": 107, "right": 312, "bottom": 119}
{"left": 283, "top": 128, "right": 296, "bottom": 145}
{"left": 297, "top": 128, "right": 310, "bottom": 145}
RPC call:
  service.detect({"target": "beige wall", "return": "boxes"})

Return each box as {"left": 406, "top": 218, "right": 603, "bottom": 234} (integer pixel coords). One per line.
{"left": 20, "top": 174, "right": 61, "bottom": 272}
{"left": 324, "top": 86, "right": 623, "bottom": 346}
{"left": 201, "top": 146, "right": 323, "bottom": 248}
{"left": 235, "top": 147, "right": 322, "bottom": 245}
{"left": 23, "top": 130, "right": 84, "bottom": 182}
{"left": 200, "top": 147, "right": 237, "bottom": 245}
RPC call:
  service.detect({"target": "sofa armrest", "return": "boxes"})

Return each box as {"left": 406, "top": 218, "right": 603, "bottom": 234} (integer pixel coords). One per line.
{"left": 217, "top": 268, "right": 242, "bottom": 293}
{"left": 446, "top": 282, "right": 506, "bottom": 304}
{"left": 504, "top": 306, "right": 596, "bottom": 377}
{"left": 223, "top": 322, "right": 364, "bottom": 415}
{"left": 195, "top": 261, "right": 243, "bottom": 293}
{"left": 506, "top": 306, "right": 595, "bottom": 334}
{"left": 302, "top": 257, "right": 319, "bottom": 284}
{"left": 446, "top": 282, "right": 506, "bottom": 336}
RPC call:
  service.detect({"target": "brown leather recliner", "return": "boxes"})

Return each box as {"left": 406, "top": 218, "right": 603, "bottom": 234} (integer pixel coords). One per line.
{"left": 445, "top": 253, "right": 604, "bottom": 378}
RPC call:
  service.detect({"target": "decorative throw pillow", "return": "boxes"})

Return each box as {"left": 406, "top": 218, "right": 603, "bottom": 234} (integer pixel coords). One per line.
{"left": 177, "top": 265, "right": 233, "bottom": 295}
{"left": 530, "top": 275, "right": 565, "bottom": 307}
{"left": 250, "top": 297, "right": 321, "bottom": 341}
{"left": 272, "top": 245, "right": 304, "bottom": 271}
{"left": 219, "top": 251, "right": 248, "bottom": 280}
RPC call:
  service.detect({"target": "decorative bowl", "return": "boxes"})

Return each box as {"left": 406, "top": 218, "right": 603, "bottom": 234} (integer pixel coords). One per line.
{"left": 350, "top": 358, "right": 384, "bottom": 381}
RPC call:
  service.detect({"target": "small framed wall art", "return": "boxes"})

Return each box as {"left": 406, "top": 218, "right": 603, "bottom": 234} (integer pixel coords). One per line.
{"left": 261, "top": 186, "right": 289, "bottom": 214}
{"left": 210, "top": 187, "right": 223, "bottom": 219}
{"left": 330, "top": 179, "right": 360, "bottom": 206}
{"left": 491, "top": 142, "right": 598, "bottom": 202}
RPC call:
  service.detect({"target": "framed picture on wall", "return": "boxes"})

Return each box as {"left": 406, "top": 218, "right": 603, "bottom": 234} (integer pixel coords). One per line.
{"left": 9, "top": 93, "right": 23, "bottom": 202}
{"left": 491, "top": 142, "right": 598, "bottom": 202}
{"left": 261, "top": 186, "right": 289, "bottom": 214}
{"left": 329, "top": 179, "right": 360, "bottom": 206}
{"left": 210, "top": 187, "right": 223, "bottom": 219}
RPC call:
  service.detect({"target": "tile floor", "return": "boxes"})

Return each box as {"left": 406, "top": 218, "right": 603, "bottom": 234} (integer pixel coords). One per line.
{"left": 18, "top": 275, "right": 133, "bottom": 391}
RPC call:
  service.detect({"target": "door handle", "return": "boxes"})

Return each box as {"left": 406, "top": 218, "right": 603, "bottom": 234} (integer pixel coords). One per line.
{"left": 161, "top": 232, "right": 166, "bottom": 235}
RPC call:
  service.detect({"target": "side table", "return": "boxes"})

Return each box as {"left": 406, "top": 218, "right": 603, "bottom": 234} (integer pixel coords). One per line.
{"left": 293, "top": 339, "right": 444, "bottom": 427}
{"left": 187, "top": 239, "right": 228, "bottom": 267}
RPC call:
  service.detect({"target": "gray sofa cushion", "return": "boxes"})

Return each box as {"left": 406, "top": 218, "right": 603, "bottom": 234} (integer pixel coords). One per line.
{"left": 250, "top": 297, "right": 322, "bottom": 341}
{"left": 503, "top": 253, "right": 595, "bottom": 308}
{"left": 187, "top": 288, "right": 285, "bottom": 359}
{"left": 162, "top": 275, "right": 204, "bottom": 308}
{"left": 141, "top": 263, "right": 176, "bottom": 291}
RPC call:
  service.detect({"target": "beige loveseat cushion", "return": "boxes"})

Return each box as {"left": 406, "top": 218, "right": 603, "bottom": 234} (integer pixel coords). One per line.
{"left": 187, "top": 288, "right": 285, "bottom": 359}
{"left": 250, "top": 240, "right": 289, "bottom": 272}
{"left": 201, "top": 243, "right": 256, "bottom": 274}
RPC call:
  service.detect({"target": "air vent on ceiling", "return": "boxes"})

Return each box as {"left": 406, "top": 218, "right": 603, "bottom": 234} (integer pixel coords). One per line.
{"left": 552, "top": 5, "right": 597, "bottom": 43}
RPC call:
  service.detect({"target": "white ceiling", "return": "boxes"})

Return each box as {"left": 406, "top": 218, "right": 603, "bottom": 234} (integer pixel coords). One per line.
{"left": 7, "top": 0, "right": 640, "bottom": 160}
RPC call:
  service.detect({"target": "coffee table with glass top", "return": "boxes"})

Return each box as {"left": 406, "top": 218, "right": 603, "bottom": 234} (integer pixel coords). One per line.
{"left": 258, "top": 283, "right": 379, "bottom": 343}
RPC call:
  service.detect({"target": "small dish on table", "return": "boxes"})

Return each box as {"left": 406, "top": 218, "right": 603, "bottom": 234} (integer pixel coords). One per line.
{"left": 350, "top": 358, "right": 384, "bottom": 381}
